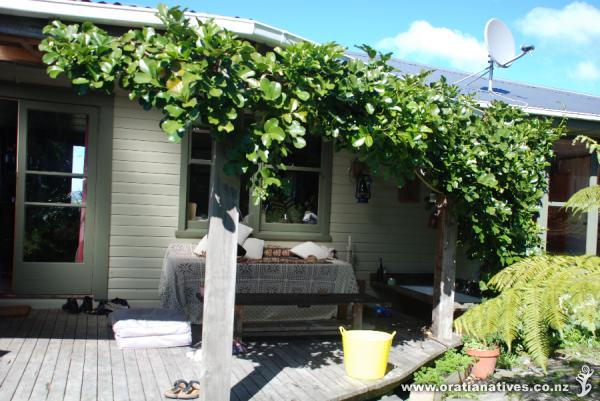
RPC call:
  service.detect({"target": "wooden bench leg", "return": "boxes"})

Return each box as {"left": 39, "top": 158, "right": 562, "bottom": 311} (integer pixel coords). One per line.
{"left": 234, "top": 305, "right": 244, "bottom": 339}
{"left": 351, "top": 303, "right": 363, "bottom": 329}
{"left": 336, "top": 304, "right": 348, "bottom": 320}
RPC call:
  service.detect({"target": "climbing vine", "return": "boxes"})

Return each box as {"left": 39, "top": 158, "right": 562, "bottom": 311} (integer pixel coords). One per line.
{"left": 39, "top": 5, "right": 563, "bottom": 272}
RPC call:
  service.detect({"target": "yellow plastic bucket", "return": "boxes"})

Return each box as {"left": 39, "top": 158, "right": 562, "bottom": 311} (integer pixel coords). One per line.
{"left": 339, "top": 326, "right": 396, "bottom": 380}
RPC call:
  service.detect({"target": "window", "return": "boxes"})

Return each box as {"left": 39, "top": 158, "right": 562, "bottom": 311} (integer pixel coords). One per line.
{"left": 177, "top": 131, "right": 332, "bottom": 241}
{"left": 541, "top": 138, "right": 599, "bottom": 255}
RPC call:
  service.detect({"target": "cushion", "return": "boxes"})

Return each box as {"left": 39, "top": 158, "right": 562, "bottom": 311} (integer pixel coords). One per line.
{"left": 193, "top": 236, "right": 208, "bottom": 256}
{"left": 290, "top": 241, "right": 329, "bottom": 260}
{"left": 243, "top": 238, "right": 265, "bottom": 259}
{"left": 262, "top": 246, "right": 292, "bottom": 257}
{"left": 238, "top": 223, "right": 253, "bottom": 246}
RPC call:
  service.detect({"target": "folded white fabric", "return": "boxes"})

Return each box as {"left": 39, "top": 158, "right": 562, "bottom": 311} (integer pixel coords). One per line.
{"left": 113, "top": 319, "right": 191, "bottom": 338}
{"left": 110, "top": 308, "right": 191, "bottom": 344}
{"left": 114, "top": 332, "right": 192, "bottom": 349}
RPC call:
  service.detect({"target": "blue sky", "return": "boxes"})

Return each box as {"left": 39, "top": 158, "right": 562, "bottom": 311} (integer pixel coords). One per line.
{"left": 130, "top": 1, "right": 600, "bottom": 96}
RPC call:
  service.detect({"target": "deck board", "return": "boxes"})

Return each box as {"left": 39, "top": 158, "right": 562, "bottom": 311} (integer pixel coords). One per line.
{"left": 0, "top": 310, "right": 458, "bottom": 401}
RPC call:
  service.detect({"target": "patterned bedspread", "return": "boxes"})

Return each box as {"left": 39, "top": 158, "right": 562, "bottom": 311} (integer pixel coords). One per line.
{"left": 159, "top": 243, "right": 359, "bottom": 323}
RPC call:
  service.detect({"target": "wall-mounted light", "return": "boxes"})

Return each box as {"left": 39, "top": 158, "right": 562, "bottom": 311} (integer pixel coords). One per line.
{"left": 350, "top": 159, "right": 372, "bottom": 203}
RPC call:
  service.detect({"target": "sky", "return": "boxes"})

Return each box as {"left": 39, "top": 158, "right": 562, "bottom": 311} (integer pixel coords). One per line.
{"left": 129, "top": 1, "right": 600, "bottom": 96}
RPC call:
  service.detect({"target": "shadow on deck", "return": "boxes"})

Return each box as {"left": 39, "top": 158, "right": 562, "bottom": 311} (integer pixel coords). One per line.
{"left": 0, "top": 309, "right": 459, "bottom": 401}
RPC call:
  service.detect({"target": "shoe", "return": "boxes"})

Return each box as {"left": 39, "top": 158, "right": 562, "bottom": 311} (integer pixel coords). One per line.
{"left": 164, "top": 379, "right": 188, "bottom": 399}
{"left": 79, "top": 296, "right": 94, "bottom": 314}
{"left": 62, "top": 298, "right": 79, "bottom": 314}
{"left": 178, "top": 380, "right": 200, "bottom": 399}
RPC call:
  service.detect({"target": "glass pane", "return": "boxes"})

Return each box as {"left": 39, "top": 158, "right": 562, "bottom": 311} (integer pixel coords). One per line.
{"left": 188, "top": 164, "right": 211, "bottom": 221}
{"left": 549, "top": 139, "right": 591, "bottom": 202}
{"left": 239, "top": 173, "right": 250, "bottom": 222}
{"left": 283, "top": 135, "right": 321, "bottom": 168}
{"left": 263, "top": 171, "right": 319, "bottom": 224}
{"left": 26, "top": 175, "right": 85, "bottom": 205}
{"left": 546, "top": 207, "right": 586, "bottom": 255}
{"left": 24, "top": 206, "right": 84, "bottom": 262}
{"left": 190, "top": 130, "right": 212, "bottom": 160}
{"left": 27, "top": 110, "right": 88, "bottom": 173}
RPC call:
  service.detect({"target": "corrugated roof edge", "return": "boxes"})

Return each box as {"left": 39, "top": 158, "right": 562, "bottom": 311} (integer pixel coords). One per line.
{"left": 0, "top": 0, "right": 312, "bottom": 46}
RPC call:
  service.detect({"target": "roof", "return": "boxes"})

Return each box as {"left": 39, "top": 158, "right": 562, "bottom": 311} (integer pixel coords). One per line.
{"left": 2, "top": 0, "right": 600, "bottom": 122}
{"left": 348, "top": 54, "right": 600, "bottom": 122}
{"left": 0, "top": 0, "right": 310, "bottom": 46}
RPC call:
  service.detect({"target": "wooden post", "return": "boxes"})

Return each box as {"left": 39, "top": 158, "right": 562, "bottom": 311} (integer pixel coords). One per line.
{"left": 431, "top": 198, "right": 458, "bottom": 344}
{"left": 200, "top": 139, "right": 240, "bottom": 401}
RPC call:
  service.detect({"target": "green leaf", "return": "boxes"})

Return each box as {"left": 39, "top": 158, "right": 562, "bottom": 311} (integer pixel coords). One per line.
{"left": 209, "top": 88, "right": 223, "bottom": 97}
{"left": 288, "top": 121, "right": 305, "bottom": 137}
{"left": 73, "top": 77, "right": 89, "bottom": 85}
{"left": 260, "top": 77, "right": 282, "bottom": 101}
{"left": 165, "top": 104, "right": 185, "bottom": 118}
{"left": 296, "top": 90, "right": 310, "bottom": 101}
{"left": 134, "top": 72, "right": 153, "bottom": 84}
{"left": 47, "top": 65, "right": 64, "bottom": 78}
{"left": 365, "top": 103, "right": 375, "bottom": 114}
{"left": 477, "top": 173, "right": 498, "bottom": 188}
{"left": 293, "top": 137, "right": 306, "bottom": 149}
{"left": 353, "top": 136, "right": 366, "bottom": 148}
{"left": 365, "top": 135, "right": 373, "bottom": 147}
{"left": 161, "top": 119, "right": 183, "bottom": 135}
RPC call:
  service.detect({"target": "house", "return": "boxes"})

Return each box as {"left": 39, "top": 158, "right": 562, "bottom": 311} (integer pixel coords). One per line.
{"left": 0, "top": 0, "right": 598, "bottom": 306}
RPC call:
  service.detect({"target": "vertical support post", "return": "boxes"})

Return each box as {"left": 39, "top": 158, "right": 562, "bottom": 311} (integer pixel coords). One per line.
{"left": 431, "top": 199, "right": 458, "bottom": 344}
{"left": 200, "top": 139, "right": 240, "bottom": 401}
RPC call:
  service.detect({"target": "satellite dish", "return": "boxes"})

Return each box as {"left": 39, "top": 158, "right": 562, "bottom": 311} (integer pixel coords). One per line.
{"left": 485, "top": 18, "right": 516, "bottom": 67}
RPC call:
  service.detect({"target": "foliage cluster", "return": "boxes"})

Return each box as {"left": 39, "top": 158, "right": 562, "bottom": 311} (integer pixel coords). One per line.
{"left": 413, "top": 349, "right": 473, "bottom": 385}
{"left": 454, "top": 255, "right": 600, "bottom": 370}
{"left": 39, "top": 4, "right": 562, "bottom": 271}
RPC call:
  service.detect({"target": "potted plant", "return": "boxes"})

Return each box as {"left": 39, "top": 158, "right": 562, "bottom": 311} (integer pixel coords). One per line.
{"left": 409, "top": 349, "right": 472, "bottom": 401}
{"left": 463, "top": 336, "right": 500, "bottom": 379}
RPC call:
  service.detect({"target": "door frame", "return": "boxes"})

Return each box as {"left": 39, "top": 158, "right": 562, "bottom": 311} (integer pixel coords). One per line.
{"left": 14, "top": 100, "right": 99, "bottom": 294}
{"left": 0, "top": 81, "right": 113, "bottom": 298}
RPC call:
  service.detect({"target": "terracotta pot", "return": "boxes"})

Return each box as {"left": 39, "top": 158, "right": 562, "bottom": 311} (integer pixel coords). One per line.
{"left": 466, "top": 347, "right": 500, "bottom": 379}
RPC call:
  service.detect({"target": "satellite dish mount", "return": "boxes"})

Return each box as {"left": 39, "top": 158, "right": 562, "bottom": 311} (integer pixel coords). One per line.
{"left": 484, "top": 18, "right": 534, "bottom": 92}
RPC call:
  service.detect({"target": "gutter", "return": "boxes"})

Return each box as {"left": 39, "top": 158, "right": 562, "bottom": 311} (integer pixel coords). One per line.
{"left": 478, "top": 101, "right": 600, "bottom": 122}
{"left": 0, "top": 0, "right": 311, "bottom": 46}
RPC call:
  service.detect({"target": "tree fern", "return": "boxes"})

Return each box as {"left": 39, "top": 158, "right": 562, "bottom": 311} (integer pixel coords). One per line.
{"left": 564, "top": 185, "right": 600, "bottom": 215}
{"left": 454, "top": 255, "right": 600, "bottom": 370}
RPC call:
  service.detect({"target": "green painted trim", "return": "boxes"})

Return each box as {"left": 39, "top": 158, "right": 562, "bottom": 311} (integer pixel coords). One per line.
{"left": 0, "top": 81, "right": 113, "bottom": 298}
{"left": 176, "top": 131, "right": 211, "bottom": 238}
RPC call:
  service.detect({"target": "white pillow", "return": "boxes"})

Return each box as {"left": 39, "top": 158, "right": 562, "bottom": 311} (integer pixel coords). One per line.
{"left": 238, "top": 223, "right": 253, "bottom": 246}
{"left": 242, "top": 238, "right": 264, "bottom": 259}
{"left": 193, "top": 236, "right": 208, "bottom": 256}
{"left": 290, "top": 241, "right": 329, "bottom": 260}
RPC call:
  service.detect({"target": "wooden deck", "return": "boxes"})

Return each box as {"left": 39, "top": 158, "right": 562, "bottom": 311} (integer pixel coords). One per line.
{"left": 0, "top": 309, "right": 458, "bottom": 401}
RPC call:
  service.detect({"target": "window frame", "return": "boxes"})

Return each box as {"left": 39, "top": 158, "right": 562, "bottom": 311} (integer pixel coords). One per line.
{"left": 176, "top": 134, "right": 333, "bottom": 241}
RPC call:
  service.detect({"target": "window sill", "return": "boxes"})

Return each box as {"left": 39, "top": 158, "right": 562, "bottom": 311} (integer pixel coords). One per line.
{"left": 175, "top": 228, "right": 208, "bottom": 239}
{"left": 253, "top": 230, "right": 332, "bottom": 242}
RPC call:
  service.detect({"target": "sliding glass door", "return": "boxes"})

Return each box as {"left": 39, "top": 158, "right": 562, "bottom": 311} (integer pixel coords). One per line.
{"left": 13, "top": 101, "right": 98, "bottom": 294}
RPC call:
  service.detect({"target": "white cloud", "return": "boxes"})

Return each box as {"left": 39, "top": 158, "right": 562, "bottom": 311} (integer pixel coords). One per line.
{"left": 376, "top": 20, "right": 487, "bottom": 71}
{"left": 571, "top": 60, "right": 600, "bottom": 81}
{"left": 517, "top": 2, "right": 600, "bottom": 44}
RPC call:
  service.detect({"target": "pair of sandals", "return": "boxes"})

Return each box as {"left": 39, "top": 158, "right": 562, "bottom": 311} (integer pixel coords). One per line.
{"left": 165, "top": 380, "right": 201, "bottom": 399}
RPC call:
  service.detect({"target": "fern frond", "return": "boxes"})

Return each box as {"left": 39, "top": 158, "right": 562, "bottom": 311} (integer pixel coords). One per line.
{"left": 564, "top": 185, "right": 600, "bottom": 215}
{"left": 573, "top": 135, "right": 600, "bottom": 163}
{"left": 521, "top": 286, "right": 551, "bottom": 370}
{"left": 489, "top": 255, "right": 599, "bottom": 291}
{"left": 496, "top": 288, "right": 523, "bottom": 351}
